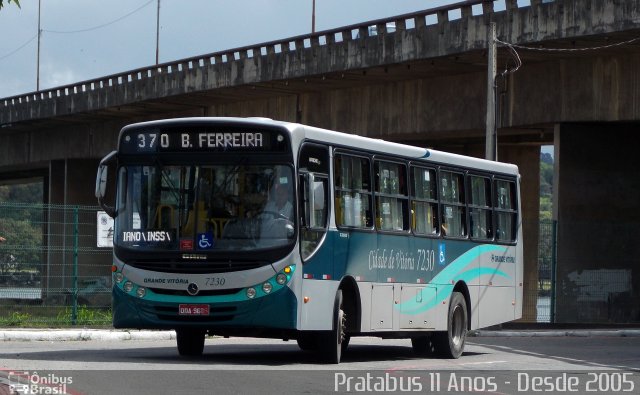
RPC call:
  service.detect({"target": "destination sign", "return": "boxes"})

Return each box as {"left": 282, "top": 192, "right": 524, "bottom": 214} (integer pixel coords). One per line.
{"left": 119, "top": 127, "right": 288, "bottom": 154}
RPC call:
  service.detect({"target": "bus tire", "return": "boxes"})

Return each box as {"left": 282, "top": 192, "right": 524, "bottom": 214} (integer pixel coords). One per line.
{"left": 176, "top": 329, "right": 206, "bottom": 356}
{"left": 433, "top": 292, "right": 469, "bottom": 359}
{"left": 320, "top": 289, "right": 346, "bottom": 364}
{"left": 434, "top": 291, "right": 467, "bottom": 359}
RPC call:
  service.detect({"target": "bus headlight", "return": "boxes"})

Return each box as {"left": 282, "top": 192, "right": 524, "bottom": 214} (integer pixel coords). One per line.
{"left": 114, "top": 272, "right": 124, "bottom": 283}
{"left": 262, "top": 282, "right": 272, "bottom": 294}
{"left": 136, "top": 287, "right": 146, "bottom": 298}
{"left": 246, "top": 287, "right": 256, "bottom": 299}
{"left": 123, "top": 281, "right": 134, "bottom": 293}
{"left": 276, "top": 273, "right": 287, "bottom": 285}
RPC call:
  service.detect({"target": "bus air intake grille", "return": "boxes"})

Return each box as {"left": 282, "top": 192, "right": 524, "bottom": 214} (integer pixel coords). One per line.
{"left": 128, "top": 260, "right": 266, "bottom": 273}
{"left": 149, "top": 288, "right": 242, "bottom": 297}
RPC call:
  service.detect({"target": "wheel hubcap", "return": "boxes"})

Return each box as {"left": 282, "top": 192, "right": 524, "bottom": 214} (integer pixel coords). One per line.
{"left": 338, "top": 309, "right": 346, "bottom": 344}
{"left": 451, "top": 305, "right": 464, "bottom": 347}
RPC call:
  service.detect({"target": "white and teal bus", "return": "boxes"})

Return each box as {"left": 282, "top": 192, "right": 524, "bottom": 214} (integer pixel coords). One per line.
{"left": 96, "top": 117, "right": 522, "bottom": 363}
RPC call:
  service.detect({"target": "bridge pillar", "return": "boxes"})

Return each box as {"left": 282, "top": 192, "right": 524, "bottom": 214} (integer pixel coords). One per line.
{"left": 555, "top": 123, "right": 640, "bottom": 323}
{"left": 500, "top": 145, "right": 540, "bottom": 323}
{"left": 45, "top": 158, "right": 111, "bottom": 303}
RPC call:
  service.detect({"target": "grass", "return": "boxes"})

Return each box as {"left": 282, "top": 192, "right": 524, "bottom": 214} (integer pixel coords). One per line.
{"left": 0, "top": 304, "right": 112, "bottom": 327}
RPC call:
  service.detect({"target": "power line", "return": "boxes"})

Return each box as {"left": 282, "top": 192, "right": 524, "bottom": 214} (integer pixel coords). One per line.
{"left": 43, "top": 0, "right": 155, "bottom": 34}
{"left": 498, "top": 41, "right": 522, "bottom": 77}
{"left": 496, "top": 36, "right": 640, "bottom": 52}
{"left": 0, "top": 33, "right": 37, "bottom": 61}
{"left": 0, "top": 0, "right": 156, "bottom": 62}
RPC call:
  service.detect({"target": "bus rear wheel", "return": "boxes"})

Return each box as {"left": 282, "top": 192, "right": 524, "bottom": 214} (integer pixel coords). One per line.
{"left": 434, "top": 292, "right": 468, "bottom": 359}
{"left": 320, "top": 290, "right": 346, "bottom": 364}
{"left": 176, "top": 329, "right": 206, "bottom": 356}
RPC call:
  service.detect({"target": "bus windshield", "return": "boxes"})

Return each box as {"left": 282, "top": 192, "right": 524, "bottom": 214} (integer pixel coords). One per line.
{"left": 115, "top": 161, "right": 295, "bottom": 252}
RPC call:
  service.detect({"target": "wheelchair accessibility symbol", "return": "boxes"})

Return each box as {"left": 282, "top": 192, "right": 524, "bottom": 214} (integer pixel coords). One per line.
{"left": 197, "top": 232, "right": 214, "bottom": 249}
{"left": 438, "top": 243, "right": 446, "bottom": 265}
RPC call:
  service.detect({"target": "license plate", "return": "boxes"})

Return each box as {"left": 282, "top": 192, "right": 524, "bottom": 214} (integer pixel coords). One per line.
{"left": 178, "top": 304, "right": 210, "bottom": 316}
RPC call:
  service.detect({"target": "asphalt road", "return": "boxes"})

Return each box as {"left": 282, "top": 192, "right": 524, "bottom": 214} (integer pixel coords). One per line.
{"left": 0, "top": 335, "right": 638, "bottom": 394}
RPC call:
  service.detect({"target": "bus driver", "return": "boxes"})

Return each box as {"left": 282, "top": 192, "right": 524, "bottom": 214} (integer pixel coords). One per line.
{"left": 262, "top": 183, "right": 293, "bottom": 219}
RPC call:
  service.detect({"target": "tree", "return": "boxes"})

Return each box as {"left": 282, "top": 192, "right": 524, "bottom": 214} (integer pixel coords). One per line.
{"left": 0, "top": 0, "right": 21, "bottom": 10}
{"left": 539, "top": 152, "right": 554, "bottom": 221}
{"left": 0, "top": 217, "right": 41, "bottom": 281}
{"left": 0, "top": 182, "right": 43, "bottom": 204}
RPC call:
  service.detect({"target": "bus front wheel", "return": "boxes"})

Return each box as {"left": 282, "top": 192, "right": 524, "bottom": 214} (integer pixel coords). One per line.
{"left": 176, "top": 329, "right": 206, "bottom": 356}
{"left": 433, "top": 292, "right": 467, "bottom": 359}
{"left": 320, "top": 289, "right": 346, "bottom": 364}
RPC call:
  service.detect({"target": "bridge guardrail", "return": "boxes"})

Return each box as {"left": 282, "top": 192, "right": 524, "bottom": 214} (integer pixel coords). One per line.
{"left": 0, "top": 0, "right": 534, "bottom": 111}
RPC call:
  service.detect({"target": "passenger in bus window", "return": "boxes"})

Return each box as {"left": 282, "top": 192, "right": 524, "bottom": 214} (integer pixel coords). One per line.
{"left": 0, "top": 236, "right": 5, "bottom": 243}
{"left": 441, "top": 220, "right": 448, "bottom": 236}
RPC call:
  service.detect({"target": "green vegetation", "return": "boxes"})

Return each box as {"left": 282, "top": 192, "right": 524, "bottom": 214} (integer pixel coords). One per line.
{"left": 0, "top": 311, "right": 31, "bottom": 327}
{"left": 0, "top": 182, "right": 42, "bottom": 203}
{"left": 0, "top": 305, "right": 112, "bottom": 327}
{"left": 540, "top": 151, "right": 553, "bottom": 220}
{"left": 0, "top": 0, "right": 20, "bottom": 10}
{"left": 0, "top": 182, "right": 44, "bottom": 283}
{"left": 538, "top": 149, "right": 555, "bottom": 295}
{"left": 57, "top": 306, "right": 113, "bottom": 326}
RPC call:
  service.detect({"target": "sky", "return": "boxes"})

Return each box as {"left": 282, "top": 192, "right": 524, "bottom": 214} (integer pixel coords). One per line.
{"left": 0, "top": 0, "right": 517, "bottom": 98}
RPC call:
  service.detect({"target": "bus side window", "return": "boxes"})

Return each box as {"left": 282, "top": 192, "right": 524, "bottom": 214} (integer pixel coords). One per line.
{"left": 469, "top": 175, "right": 493, "bottom": 240}
{"left": 411, "top": 166, "right": 438, "bottom": 235}
{"left": 440, "top": 170, "right": 466, "bottom": 238}
{"left": 495, "top": 179, "right": 517, "bottom": 242}
{"left": 375, "top": 161, "right": 408, "bottom": 232}
{"left": 334, "top": 154, "right": 373, "bottom": 228}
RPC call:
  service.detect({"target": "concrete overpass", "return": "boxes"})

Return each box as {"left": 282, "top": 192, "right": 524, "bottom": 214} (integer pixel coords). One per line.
{"left": 1, "top": 0, "right": 639, "bottom": 323}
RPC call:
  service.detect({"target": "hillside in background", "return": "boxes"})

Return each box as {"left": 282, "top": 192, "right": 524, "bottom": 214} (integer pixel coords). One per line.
{"left": 0, "top": 182, "right": 43, "bottom": 204}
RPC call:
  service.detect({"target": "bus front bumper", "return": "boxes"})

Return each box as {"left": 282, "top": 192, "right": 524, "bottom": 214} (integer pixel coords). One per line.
{"left": 112, "top": 285, "right": 297, "bottom": 330}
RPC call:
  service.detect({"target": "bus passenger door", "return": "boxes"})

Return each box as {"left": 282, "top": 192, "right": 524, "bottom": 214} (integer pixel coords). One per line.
{"left": 298, "top": 143, "right": 332, "bottom": 275}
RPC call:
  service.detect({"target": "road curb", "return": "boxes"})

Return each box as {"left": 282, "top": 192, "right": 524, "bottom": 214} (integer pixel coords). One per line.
{"left": 0, "top": 329, "right": 176, "bottom": 342}
{"left": 471, "top": 329, "right": 640, "bottom": 337}
{"left": 2, "top": 329, "right": 639, "bottom": 341}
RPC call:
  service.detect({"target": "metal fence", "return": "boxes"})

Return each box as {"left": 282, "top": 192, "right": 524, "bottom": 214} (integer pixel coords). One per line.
{"left": 531, "top": 220, "right": 556, "bottom": 323}
{"left": 0, "top": 203, "right": 112, "bottom": 326}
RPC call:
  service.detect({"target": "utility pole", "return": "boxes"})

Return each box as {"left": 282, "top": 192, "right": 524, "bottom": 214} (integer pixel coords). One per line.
{"left": 36, "top": 0, "right": 42, "bottom": 91}
{"left": 155, "top": 0, "right": 161, "bottom": 64}
{"left": 312, "top": 0, "right": 316, "bottom": 33}
{"left": 485, "top": 22, "right": 497, "bottom": 161}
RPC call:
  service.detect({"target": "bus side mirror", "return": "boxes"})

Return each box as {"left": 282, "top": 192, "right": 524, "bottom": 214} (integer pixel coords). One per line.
{"left": 312, "top": 179, "right": 325, "bottom": 211}
{"left": 95, "top": 151, "right": 118, "bottom": 218}
{"left": 305, "top": 174, "right": 326, "bottom": 229}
